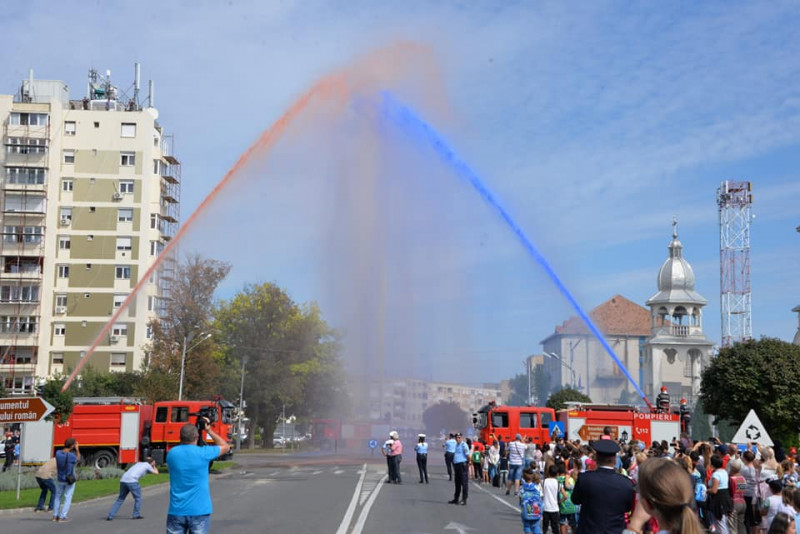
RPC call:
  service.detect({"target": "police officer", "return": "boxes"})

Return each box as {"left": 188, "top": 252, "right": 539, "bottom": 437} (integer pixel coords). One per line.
{"left": 570, "top": 439, "right": 635, "bottom": 534}
{"left": 443, "top": 433, "right": 456, "bottom": 481}
{"left": 415, "top": 434, "right": 429, "bottom": 483}
{"left": 448, "top": 433, "right": 470, "bottom": 505}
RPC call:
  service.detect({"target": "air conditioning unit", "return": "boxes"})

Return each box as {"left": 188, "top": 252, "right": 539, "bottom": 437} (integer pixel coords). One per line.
{"left": 60, "top": 217, "right": 70, "bottom": 226}
{"left": 112, "top": 192, "right": 123, "bottom": 201}
{"left": 55, "top": 306, "right": 66, "bottom": 314}
{"left": 110, "top": 335, "right": 120, "bottom": 343}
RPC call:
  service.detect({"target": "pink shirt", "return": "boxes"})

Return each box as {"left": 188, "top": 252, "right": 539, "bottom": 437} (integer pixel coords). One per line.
{"left": 391, "top": 440, "right": 403, "bottom": 455}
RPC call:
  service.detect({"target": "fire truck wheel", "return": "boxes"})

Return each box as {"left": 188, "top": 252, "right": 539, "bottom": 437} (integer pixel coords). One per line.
{"left": 91, "top": 450, "right": 116, "bottom": 469}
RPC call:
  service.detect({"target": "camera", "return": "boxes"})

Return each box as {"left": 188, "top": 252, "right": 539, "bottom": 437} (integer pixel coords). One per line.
{"left": 191, "top": 407, "right": 218, "bottom": 445}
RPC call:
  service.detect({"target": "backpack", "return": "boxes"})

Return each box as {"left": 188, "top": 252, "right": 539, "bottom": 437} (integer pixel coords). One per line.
{"left": 694, "top": 476, "right": 707, "bottom": 503}
{"left": 471, "top": 451, "right": 482, "bottom": 463}
{"left": 520, "top": 485, "right": 543, "bottom": 521}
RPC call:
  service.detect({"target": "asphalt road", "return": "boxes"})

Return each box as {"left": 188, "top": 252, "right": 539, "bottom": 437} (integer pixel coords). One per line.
{"left": 1, "top": 453, "right": 523, "bottom": 533}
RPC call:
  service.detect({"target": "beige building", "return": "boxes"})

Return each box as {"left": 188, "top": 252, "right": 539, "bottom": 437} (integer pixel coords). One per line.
{"left": 0, "top": 68, "right": 179, "bottom": 394}
{"left": 366, "top": 377, "right": 503, "bottom": 434}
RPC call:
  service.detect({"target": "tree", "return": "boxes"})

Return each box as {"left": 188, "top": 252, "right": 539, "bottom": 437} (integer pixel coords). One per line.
{"left": 422, "top": 401, "right": 470, "bottom": 437}
{"left": 546, "top": 387, "right": 592, "bottom": 411}
{"left": 214, "top": 283, "right": 346, "bottom": 448}
{"left": 532, "top": 365, "right": 551, "bottom": 405}
{"left": 72, "top": 366, "right": 139, "bottom": 397}
{"left": 144, "top": 254, "right": 231, "bottom": 401}
{"left": 506, "top": 373, "right": 528, "bottom": 406}
{"left": 39, "top": 376, "right": 73, "bottom": 422}
{"left": 700, "top": 337, "right": 800, "bottom": 444}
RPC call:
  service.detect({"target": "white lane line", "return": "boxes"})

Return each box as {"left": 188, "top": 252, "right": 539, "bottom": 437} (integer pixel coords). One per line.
{"left": 335, "top": 464, "right": 368, "bottom": 534}
{"left": 472, "top": 482, "right": 520, "bottom": 512}
{"left": 352, "top": 474, "right": 387, "bottom": 534}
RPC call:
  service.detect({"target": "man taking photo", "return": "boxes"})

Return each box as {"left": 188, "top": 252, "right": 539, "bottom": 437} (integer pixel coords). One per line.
{"left": 166, "top": 417, "right": 231, "bottom": 534}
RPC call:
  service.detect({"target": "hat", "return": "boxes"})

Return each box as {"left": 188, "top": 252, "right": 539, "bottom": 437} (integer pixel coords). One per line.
{"left": 592, "top": 439, "right": 621, "bottom": 456}
{"left": 418, "top": 433, "right": 426, "bottom": 438}
{"left": 389, "top": 430, "right": 399, "bottom": 439}
{"left": 515, "top": 433, "right": 523, "bottom": 440}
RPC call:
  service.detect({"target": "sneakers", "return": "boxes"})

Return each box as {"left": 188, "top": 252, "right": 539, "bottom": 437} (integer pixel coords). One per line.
{"left": 59, "top": 518, "right": 71, "bottom": 523}
{"left": 106, "top": 517, "right": 113, "bottom": 521}
{"left": 52, "top": 517, "right": 59, "bottom": 522}
{"left": 448, "top": 499, "right": 459, "bottom": 504}
{"left": 133, "top": 516, "right": 144, "bottom": 520}
{"left": 505, "top": 489, "right": 510, "bottom": 495}
{"left": 460, "top": 500, "right": 467, "bottom": 505}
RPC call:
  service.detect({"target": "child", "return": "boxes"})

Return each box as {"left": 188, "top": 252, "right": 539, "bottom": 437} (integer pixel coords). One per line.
{"left": 519, "top": 468, "right": 543, "bottom": 534}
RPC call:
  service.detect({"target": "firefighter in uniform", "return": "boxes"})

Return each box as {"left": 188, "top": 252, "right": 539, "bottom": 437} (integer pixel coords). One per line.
{"left": 655, "top": 386, "right": 670, "bottom": 413}
{"left": 679, "top": 397, "right": 692, "bottom": 434}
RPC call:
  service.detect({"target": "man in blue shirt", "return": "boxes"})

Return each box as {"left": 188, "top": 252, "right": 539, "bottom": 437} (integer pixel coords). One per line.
{"left": 444, "top": 434, "right": 457, "bottom": 481}
{"left": 166, "top": 418, "right": 231, "bottom": 534}
{"left": 448, "top": 433, "right": 471, "bottom": 505}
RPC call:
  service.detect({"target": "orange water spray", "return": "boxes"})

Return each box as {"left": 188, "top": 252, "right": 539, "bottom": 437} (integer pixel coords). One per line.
{"left": 62, "top": 75, "right": 349, "bottom": 391}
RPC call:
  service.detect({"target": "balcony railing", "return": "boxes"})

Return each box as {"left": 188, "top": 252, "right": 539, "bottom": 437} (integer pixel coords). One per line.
{"left": 671, "top": 325, "right": 690, "bottom": 337}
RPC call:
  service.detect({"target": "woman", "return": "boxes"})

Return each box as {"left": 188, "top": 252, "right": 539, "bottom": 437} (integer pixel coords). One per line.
{"left": 487, "top": 440, "right": 500, "bottom": 485}
{"left": 625, "top": 457, "right": 704, "bottom": 534}
{"left": 729, "top": 458, "right": 748, "bottom": 534}
{"left": 766, "top": 512, "right": 796, "bottom": 534}
{"left": 708, "top": 453, "right": 733, "bottom": 534}
{"left": 740, "top": 450, "right": 759, "bottom": 533}
{"left": 414, "top": 434, "right": 429, "bottom": 484}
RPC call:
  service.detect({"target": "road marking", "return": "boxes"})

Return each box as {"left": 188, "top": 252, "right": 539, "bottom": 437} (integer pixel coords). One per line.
{"left": 444, "top": 522, "right": 476, "bottom": 533}
{"left": 335, "top": 464, "right": 368, "bottom": 534}
{"left": 352, "top": 474, "right": 386, "bottom": 534}
{"left": 312, "top": 470, "right": 323, "bottom": 475}
{"left": 471, "top": 482, "right": 519, "bottom": 512}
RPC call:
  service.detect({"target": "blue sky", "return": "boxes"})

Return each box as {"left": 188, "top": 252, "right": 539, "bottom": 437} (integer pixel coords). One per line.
{"left": 2, "top": 1, "right": 799, "bottom": 385}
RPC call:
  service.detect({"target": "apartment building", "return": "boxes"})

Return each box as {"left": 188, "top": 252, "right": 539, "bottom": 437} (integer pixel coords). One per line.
{"left": 0, "top": 68, "right": 179, "bottom": 394}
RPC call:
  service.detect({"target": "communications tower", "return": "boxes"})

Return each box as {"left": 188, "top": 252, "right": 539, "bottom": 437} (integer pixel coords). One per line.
{"left": 716, "top": 181, "right": 753, "bottom": 347}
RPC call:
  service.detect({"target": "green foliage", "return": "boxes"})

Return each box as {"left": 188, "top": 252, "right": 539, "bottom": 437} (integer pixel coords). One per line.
{"left": 72, "top": 366, "right": 140, "bottom": 397}
{"left": 215, "top": 283, "right": 347, "bottom": 448}
{"left": 532, "top": 365, "right": 551, "bottom": 406}
{"left": 546, "top": 387, "right": 592, "bottom": 411}
{"left": 39, "top": 376, "right": 73, "bottom": 422}
{"left": 700, "top": 337, "right": 800, "bottom": 445}
{"left": 422, "top": 401, "right": 469, "bottom": 437}
{"left": 506, "top": 373, "right": 528, "bottom": 406}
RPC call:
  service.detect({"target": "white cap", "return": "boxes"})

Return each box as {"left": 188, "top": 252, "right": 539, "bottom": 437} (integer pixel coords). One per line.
{"left": 418, "top": 433, "right": 426, "bottom": 438}
{"left": 389, "top": 430, "right": 399, "bottom": 439}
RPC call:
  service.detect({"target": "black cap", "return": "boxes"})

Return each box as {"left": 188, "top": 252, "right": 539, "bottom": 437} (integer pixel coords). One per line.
{"left": 592, "top": 439, "right": 621, "bottom": 456}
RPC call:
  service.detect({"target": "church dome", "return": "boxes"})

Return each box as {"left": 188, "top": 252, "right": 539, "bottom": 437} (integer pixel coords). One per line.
{"left": 646, "top": 220, "right": 707, "bottom": 306}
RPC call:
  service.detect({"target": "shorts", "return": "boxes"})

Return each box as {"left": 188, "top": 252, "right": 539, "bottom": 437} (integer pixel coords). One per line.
{"left": 522, "top": 518, "right": 542, "bottom": 534}
{"left": 508, "top": 464, "right": 523, "bottom": 481}
{"left": 559, "top": 513, "right": 577, "bottom": 527}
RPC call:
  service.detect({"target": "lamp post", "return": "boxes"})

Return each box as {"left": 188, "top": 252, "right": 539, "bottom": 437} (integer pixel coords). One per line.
{"left": 546, "top": 352, "right": 576, "bottom": 390}
{"left": 178, "top": 331, "right": 212, "bottom": 401}
{"left": 236, "top": 355, "right": 248, "bottom": 451}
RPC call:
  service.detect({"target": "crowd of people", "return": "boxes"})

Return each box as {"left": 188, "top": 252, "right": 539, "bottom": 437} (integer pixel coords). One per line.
{"left": 382, "top": 427, "right": 799, "bottom": 534}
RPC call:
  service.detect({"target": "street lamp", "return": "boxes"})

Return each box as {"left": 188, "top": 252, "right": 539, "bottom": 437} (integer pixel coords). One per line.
{"left": 178, "top": 331, "right": 213, "bottom": 401}
{"left": 546, "top": 352, "right": 576, "bottom": 390}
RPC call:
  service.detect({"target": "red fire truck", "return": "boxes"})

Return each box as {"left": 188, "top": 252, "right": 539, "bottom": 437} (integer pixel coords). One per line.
{"left": 22, "top": 397, "right": 235, "bottom": 467}
{"left": 556, "top": 402, "right": 681, "bottom": 447}
{"left": 472, "top": 403, "right": 556, "bottom": 446}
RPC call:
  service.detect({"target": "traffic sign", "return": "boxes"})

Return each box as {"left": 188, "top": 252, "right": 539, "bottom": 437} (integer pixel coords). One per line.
{"left": 549, "top": 421, "right": 565, "bottom": 438}
{"left": 0, "top": 397, "right": 55, "bottom": 423}
{"left": 577, "top": 424, "right": 617, "bottom": 441}
{"left": 368, "top": 439, "right": 378, "bottom": 449}
{"left": 731, "top": 409, "right": 773, "bottom": 446}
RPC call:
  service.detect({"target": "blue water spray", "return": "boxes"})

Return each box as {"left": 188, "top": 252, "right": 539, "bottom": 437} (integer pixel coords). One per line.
{"left": 377, "top": 91, "right": 652, "bottom": 408}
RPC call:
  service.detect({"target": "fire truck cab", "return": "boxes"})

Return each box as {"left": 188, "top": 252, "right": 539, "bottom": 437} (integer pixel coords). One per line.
{"left": 473, "top": 403, "right": 556, "bottom": 446}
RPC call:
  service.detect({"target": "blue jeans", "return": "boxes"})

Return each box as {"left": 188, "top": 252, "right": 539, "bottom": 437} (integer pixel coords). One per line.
{"left": 166, "top": 514, "right": 210, "bottom": 534}
{"left": 107, "top": 481, "right": 143, "bottom": 519}
{"left": 52, "top": 481, "right": 76, "bottom": 519}
{"left": 35, "top": 477, "right": 56, "bottom": 510}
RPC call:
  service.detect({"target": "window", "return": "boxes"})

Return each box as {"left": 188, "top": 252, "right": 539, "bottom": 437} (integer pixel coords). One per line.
{"left": 6, "top": 166, "right": 46, "bottom": 184}
{"left": 120, "top": 152, "right": 135, "bottom": 166}
{"left": 170, "top": 407, "right": 189, "bottom": 423}
{"left": 121, "top": 123, "right": 136, "bottom": 138}
{"left": 113, "top": 294, "right": 127, "bottom": 308}
{"left": 64, "top": 121, "right": 76, "bottom": 136}
{"left": 3, "top": 226, "right": 42, "bottom": 244}
{"left": 155, "top": 407, "right": 168, "bottom": 423}
{"left": 63, "top": 150, "right": 75, "bottom": 164}
{"left": 540, "top": 411, "right": 553, "bottom": 427}
{"left": 491, "top": 412, "right": 509, "bottom": 428}
{"left": 147, "top": 296, "right": 155, "bottom": 311}
{"left": 115, "top": 265, "right": 131, "bottom": 279}
{"left": 150, "top": 214, "right": 157, "bottom": 229}
{"left": 146, "top": 325, "right": 153, "bottom": 340}
{"left": 51, "top": 352, "right": 64, "bottom": 365}
{"left": 519, "top": 412, "right": 538, "bottom": 429}
{"left": 118, "top": 208, "right": 133, "bottom": 222}
{"left": 110, "top": 353, "right": 126, "bottom": 367}
{"left": 153, "top": 159, "right": 160, "bottom": 174}
{"left": 0, "top": 285, "right": 39, "bottom": 303}
{"left": 111, "top": 323, "right": 128, "bottom": 336}
{"left": 94, "top": 121, "right": 100, "bottom": 128}
{"left": 57, "top": 265, "right": 70, "bottom": 278}
{"left": 55, "top": 294, "right": 67, "bottom": 307}
{"left": 10, "top": 112, "right": 49, "bottom": 126}
{"left": 62, "top": 178, "right": 73, "bottom": 192}
{"left": 150, "top": 241, "right": 164, "bottom": 256}
{"left": 58, "top": 237, "right": 70, "bottom": 250}
{"left": 89, "top": 206, "right": 96, "bottom": 213}
{"left": 120, "top": 180, "right": 134, "bottom": 194}
{"left": 54, "top": 324, "right": 66, "bottom": 336}
{"left": 6, "top": 137, "right": 48, "bottom": 154}
{"left": 60, "top": 207, "right": 72, "bottom": 221}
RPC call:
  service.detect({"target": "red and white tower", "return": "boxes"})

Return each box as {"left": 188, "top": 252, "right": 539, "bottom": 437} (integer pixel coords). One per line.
{"left": 717, "top": 181, "right": 753, "bottom": 347}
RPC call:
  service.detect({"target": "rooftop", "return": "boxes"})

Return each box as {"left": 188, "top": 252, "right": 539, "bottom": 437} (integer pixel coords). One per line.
{"left": 545, "top": 294, "right": 651, "bottom": 339}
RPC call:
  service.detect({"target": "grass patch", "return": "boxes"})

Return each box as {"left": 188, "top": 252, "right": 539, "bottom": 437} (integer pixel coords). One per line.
{"left": 0, "top": 462, "right": 235, "bottom": 510}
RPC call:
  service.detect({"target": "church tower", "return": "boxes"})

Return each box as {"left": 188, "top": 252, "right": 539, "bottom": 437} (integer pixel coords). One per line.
{"left": 644, "top": 219, "right": 714, "bottom": 405}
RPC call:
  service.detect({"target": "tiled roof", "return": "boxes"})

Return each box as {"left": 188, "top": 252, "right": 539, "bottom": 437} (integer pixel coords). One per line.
{"left": 552, "top": 295, "right": 651, "bottom": 337}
